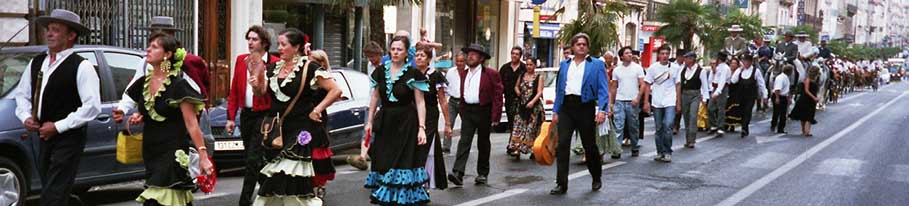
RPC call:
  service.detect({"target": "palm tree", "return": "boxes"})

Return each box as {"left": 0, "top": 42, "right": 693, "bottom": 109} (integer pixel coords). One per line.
{"left": 701, "top": 8, "right": 765, "bottom": 53}
{"left": 654, "top": 0, "right": 713, "bottom": 53}
{"left": 557, "top": 0, "right": 627, "bottom": 57}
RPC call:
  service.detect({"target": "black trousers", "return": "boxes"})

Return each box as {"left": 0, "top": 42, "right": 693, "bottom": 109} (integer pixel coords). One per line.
{"left": 452, "top": 104, "right": 492, "bottom": 177}
{"left": 505, "top": 96, "right": 517, "bottom": 131}
{"left": 556, "top": 95, "right": 601, "bottom": 186}
{"left": 740, "top": 97, "right": 757, "bottom": 133}
{"left": 38, "top": 128, "right": 87, "bottom": 206}
{"left": 239, "top": 108, "right": 266, "bottom": 206}
{"left": 771, "top": 96, "right": 789, "bottom": 133}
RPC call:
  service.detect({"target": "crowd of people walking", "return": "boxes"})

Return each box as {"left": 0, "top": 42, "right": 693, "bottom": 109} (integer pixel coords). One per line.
{"left": 13, "top": 9, "right": 902, "bottom": 206}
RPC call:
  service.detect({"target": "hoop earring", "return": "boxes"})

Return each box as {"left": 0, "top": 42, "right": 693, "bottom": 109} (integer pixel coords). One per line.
{"left": 162, "top": 59, "right": 171, "bottom": 73}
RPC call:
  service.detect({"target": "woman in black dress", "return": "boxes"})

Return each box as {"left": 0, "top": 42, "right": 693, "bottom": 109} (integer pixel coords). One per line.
{"left": 119, "top": 33, "right": 214, "bottom": 206}
{"left": 249, "top": 28, "right": 343, "bottom": 206}
{"left": 413, "top": 45, "right": 451, "bottom": 190}
{"left": 363, "top": 36, "right": 431, "bottom": 205}
{"left": 789, "top": 66, "right": 820, "bottom": 137}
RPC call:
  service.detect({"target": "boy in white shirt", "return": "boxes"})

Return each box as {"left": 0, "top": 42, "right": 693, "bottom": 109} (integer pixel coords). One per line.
{"left": 643, "top": 46, "right": 681, "bottom": 162}
{"left": 610, "top": 46, "right": 646, "bottom": 158}
{"left": 771, "top": 65, "right": 794, "bottom": 133}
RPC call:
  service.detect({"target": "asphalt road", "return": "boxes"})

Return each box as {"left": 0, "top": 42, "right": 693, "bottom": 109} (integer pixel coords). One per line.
{"left": 32, "top": 81, "right": 909, "bottom": 206}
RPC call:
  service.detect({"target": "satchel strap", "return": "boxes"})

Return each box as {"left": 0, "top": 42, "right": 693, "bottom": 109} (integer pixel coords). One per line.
{"left": 280, "top": 60, "right": 312, "bottom": 120}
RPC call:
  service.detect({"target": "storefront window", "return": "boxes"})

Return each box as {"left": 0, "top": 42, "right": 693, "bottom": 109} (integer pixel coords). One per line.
{"left": 476, "top": 0, "right": 500, "bottom": 66}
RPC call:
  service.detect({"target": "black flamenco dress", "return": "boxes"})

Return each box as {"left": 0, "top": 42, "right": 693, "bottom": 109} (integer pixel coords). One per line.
{"left": 420, "top": 68, "right": 448, "bottom": 190}
{"left": 364, "top": 63, "right": 432, "bottom": 205}
{"left": 254, "top": 57, "right": 334, "bottom": 206}
{"left": 128, "top": 65, "right": 205, "bottom": 206}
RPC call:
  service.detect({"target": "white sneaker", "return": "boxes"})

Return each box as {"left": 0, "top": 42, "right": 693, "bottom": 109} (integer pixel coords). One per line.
{"left": 653, "top": 154, "right": 664, "bottom": 161}
{"left": 718, "top": 130, "right": 725, "bottom": 135}
{"left": 662, "top": 154, "right": 672, "bottom": 162}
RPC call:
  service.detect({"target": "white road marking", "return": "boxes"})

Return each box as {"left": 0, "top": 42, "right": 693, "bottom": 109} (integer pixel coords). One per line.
{"left": 454, "top": 161, "right": 626, "bottom": 206}
{"left": 194, "top": 192, "right": 233, "bottom": 201}
{"left": 887, "top": 164, "right": 909, "bottom": 183}
{"left": 453, "top": 188, "right": 529, "bottom": 206}
{"left": 714, "top": 91, "right": 908, "bottom": 206}
{"left": 568, "top": 161, "right": 627, "bottom": 180}
{"left": 813, "top": 158, "right": 865, "bottom": 177}
{"left": 754, "top": 134, "right": 786, "bottom": 144}
{"left": 740, "top": 152, "right": 791, "bottom": 169}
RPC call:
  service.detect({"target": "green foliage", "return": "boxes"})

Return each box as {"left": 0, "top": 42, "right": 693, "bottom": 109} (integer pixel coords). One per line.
{"left": 654, "top": 0, "right": 713, "bottom": 52}
{"left": 825, "top": 40, "right": 902, "bottom": 60}
{"left": 557, "top": 0, "right": 627, "bottom": 56}
{"left": 701, "top": 8, "right": 764, "bottom": 53}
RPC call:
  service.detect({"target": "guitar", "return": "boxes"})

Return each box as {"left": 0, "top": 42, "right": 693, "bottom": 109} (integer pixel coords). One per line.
{"left": 532, "top": 121, "right": 558, "bottom": 166}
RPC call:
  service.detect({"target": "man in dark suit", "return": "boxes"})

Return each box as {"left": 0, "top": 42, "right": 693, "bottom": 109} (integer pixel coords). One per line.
{"left": 448, "top": 44, "right": 504, "bottom": 186}
{"left": 550, "top": 33, "right": 610, "bottom": 195}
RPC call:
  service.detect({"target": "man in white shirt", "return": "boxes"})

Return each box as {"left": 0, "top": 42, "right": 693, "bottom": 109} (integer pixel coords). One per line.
{"left": 643, "top": 46, "right": 681, "bottom": 162}
{"left": 442, "top": 52, "right": 467, "bottom": 153}
{"left": 794, "top": 31, "right": 815, "bottom": 83}
{"left": 678, "top": 52, "right": 711, "bottom": 148}
{"left": 14, "top": 10, "right": 101, "bottom": 206}
{"left": 772, "top": 65, "right": 794, "bottom": 133}
{"left": 610, "top": 46, "right": 646, "bottom": 158}
{"left": 729, "top": 55, "right": 768, "bottom": 137}
{"left": 708, "top": 53, "right": 732, "bottom": 135}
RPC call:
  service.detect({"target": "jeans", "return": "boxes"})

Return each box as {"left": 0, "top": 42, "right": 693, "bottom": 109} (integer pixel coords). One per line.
{"left": 652, "top": 107, "right": 676, "bottom": 155}
{"left": 442, "top": 97, "right": 461, "bottom": 151}
{"left": 614, "top": 101, "right": 640, "bottom": 150}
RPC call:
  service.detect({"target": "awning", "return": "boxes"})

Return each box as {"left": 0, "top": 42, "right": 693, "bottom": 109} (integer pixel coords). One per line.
{"left": 524, "top": 22, "right": 561, "bottom": 39}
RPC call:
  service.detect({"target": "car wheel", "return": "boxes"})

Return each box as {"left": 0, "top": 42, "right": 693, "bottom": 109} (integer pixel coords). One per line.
{"left": 0, "top": 156, "right": 27, "bottom": 206}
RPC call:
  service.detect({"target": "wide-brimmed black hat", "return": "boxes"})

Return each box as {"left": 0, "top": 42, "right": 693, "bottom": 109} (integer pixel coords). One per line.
{"left": 143, "top": 16, "right": 183, "bottom": 32}
{"left": 461, "top": 43, "right": 491, "bottom": 59}
{"left": 36, "top": 9, "right": 90, "bottom": 36}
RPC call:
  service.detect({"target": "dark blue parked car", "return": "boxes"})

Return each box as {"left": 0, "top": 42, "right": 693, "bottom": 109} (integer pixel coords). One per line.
{"left": 0, "top": 45, "right": 149, "bottom": 205}
{"left": 207, "top": 68, "right": 370, "bottom": 168}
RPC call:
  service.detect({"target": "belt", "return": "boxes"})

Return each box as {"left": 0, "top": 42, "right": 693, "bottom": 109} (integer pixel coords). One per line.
{"left": 450, "top": 97, "right": 462, "bottom": 101}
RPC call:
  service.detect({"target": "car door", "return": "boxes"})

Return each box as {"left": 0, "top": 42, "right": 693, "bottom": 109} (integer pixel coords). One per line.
{"left": 70, "top": 50, "right": 125, "bottom": 179}
{"left": 96, "top": 51, "right": 147, "bottom": 174}
{"left": 325, "top": 71, "right": 366, "bottom": 149}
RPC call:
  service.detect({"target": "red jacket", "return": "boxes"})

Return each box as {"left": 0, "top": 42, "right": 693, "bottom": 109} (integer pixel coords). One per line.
{"left": 459, "top": 66, "right": 504, "bottom": 122}
{"left": 228, "top": 53, "right": 279, "bottom": 120}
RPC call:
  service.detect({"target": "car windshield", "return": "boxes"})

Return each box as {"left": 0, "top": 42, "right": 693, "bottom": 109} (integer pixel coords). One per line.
{"left": 0, "top": 52, "right": 39, "bottom": 99}
{"left": 542, "top": 70, "right": 558, "bottom": 87}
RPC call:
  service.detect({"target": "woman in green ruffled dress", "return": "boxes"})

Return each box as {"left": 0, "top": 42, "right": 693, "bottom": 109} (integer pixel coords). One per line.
{"left": 117, "top": 33, "right": 214, "bottom": 206}
{"left": 248, "top": 28, "right": 343, "bottom": 206}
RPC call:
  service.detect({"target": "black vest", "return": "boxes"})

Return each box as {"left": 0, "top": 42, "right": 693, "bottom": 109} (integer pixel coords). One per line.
{"left": 30, "top": 53, "right": 87, "bottom": 124}
{"left": 682, "top": 66, "right": 703, "bottom": 91}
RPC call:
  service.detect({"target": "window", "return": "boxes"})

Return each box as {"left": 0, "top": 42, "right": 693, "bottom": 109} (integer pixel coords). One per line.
{"left": 331, "top": 72, "right": 352, "bottom": 102}
{"left": 104, "top": 52, "right": 144, "bottom": 100}
{"left": 0, "top": 52, "right": 39, "bottom": 99}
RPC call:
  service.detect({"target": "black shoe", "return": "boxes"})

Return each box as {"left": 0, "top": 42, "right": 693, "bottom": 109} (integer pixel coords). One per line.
{"left": 708, "top": 129, "right": 717, "bottom": 135}
{"left": 448, "top": 174, "right": 463, "bottom": 186}
{"left": 475, "top": 175, "right": 488, "bottom": 185}
{"left": 684, "top": 143, "right": 695, "bottom": 148}
{"left": 741, "top": 131, "right": 749, "bottom": 138}
{"left": 611, "top": 154, "right": 621, "bottom": 159}
{"left": 443, "top": 148, "right": 451, "bottom": 153}
{"left": 631, "top": 150, "right": 640, "bottom": 157}
{"left": 549, "top": 185, "right": 567, "bottom": 195}
{"left": 592, "top": 181, "right": 602, "bottom": 191}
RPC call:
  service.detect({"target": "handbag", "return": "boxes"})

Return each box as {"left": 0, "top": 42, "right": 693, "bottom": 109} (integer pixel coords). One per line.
{"left": 261, "top": 61, "right": 311, "bottom": 149}
{"left": 116, "top": 125, "right": 143, "bottom": 164}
